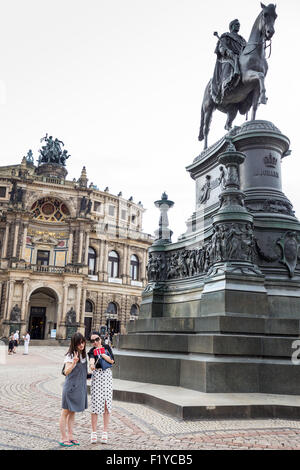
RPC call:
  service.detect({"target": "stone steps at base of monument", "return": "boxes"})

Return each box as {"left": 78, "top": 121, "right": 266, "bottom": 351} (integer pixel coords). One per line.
{"left": 119, "top": 332, "right": 299, "bottom": 359}
{"left": 128, "top": 315, "right": 300, "bottom": 336}
{"left": 110, "top": 379, "right": 300, "bottom": 420}
{"left": 113, "top": 350, "right": 300, "bottom": 395}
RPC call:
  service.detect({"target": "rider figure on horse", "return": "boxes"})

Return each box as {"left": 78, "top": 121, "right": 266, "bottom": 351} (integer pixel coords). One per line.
{"left": 211, "top": 19, "right": 246, "bottom": 105}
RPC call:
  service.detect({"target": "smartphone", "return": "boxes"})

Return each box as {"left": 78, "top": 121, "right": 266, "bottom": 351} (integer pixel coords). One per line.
{"left": 94, "top": 347, "right": 105, "bottom": 356}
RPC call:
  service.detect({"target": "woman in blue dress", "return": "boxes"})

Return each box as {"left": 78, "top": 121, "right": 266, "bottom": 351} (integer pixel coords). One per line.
{"left": 59, "top": 332, "right": 88, "bottom": 447}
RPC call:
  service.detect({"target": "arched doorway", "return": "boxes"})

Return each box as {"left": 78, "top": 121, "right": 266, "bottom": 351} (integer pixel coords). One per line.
{"left": 28, "top": 287, "right": 58, "bottom": 340}
{"left": 130, "top": 304, "right": 139, "bottom": 321}
{"left": 84, "top": 299, "right": 94, "bottom": 340}
{"left": 106, "top": 302, "right": 120, "bottom": 334}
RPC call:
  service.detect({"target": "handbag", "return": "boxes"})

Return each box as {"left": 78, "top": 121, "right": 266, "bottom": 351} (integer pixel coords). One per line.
{"left": 97, "top": 347, "right": 113, "bottom": 370}
{"left": 99, "top": 354, "right": 113, "bottom": 370}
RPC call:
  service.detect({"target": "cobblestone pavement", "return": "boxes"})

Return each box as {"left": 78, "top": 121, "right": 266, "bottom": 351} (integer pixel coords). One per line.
{"left": 0, "top": 345, "right": 300, "bottom": 450}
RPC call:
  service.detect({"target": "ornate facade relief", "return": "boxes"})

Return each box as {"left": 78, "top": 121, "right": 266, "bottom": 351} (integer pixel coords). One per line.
{"left": 31, "top": 197, "right": 70, "bottom": 222}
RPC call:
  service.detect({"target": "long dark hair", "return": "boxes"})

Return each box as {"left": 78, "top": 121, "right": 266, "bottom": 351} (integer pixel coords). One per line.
{"left": 66, "top": 332, "right": 86, "bottom": 359}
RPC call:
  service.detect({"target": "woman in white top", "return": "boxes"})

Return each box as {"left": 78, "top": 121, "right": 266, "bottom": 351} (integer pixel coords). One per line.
{"left": 23, "top": 332, "right": 30, "bottom": 355}
{"left": 13, "top": 331, "right": 19, "bottom": 353}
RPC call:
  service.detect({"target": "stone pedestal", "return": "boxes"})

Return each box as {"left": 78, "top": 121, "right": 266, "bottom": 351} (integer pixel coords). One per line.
{"left": 35, "top": 163, "right": 68, "bottom": 179}
{"left": 114, "top": 121, "right": 300, "bottom": 395}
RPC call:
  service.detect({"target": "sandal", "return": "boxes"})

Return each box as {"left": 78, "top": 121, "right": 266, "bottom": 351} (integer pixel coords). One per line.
{"left": 100, "top": 431, "right": 108, "bottom": 444}
{"left": 90, "top": 432, "right": 97, "bottom": 444}
{"left": 59, "top": 440, "right": 74, "bottom": 447}
{"left": 70, "top": 440, "right": 80, "bottom": 445}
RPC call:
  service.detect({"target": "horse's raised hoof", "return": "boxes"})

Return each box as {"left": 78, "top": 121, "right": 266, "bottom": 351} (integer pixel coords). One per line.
{"left": 259, "top": 95, "right": 268, "bottom": 105}
{"left": 198, "top": 134, "right": 203, "bottom": 142}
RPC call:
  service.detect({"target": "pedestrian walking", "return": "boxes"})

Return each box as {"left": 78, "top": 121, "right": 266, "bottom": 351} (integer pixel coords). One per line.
{"left": 22, "top": 331, "right": 30, "bottom": 355}
{"left": 13, "top": 330, "right": 19, "bottom": 353}
{"left": 88, "top": 331, "right": 115, "bottom": 445}
{"left": 8, "top": 334, "right": 14, "bottom": 355}
{"left": 59, "top": 332, "right": 88, "bottom": 447}
{"left": 104, "top": 332, "right": 109, "bottom": 346}
{"left": 109, "top": 329, "right": 114, "bottom": 347}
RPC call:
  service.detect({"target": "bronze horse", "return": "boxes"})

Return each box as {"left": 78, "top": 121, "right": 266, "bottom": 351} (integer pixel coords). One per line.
{"left": 198, "top": 3, "right": 277, "bottom": 149}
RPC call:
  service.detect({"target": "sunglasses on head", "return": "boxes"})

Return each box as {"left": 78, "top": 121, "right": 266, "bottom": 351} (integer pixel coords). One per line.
{"left": 92, "top": 337, "right": 100, "bottom": 342}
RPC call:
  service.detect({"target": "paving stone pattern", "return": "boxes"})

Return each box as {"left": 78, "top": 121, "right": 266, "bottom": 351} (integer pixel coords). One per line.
{"left": 0, "top": 346, "right": 300, "bottom": 450}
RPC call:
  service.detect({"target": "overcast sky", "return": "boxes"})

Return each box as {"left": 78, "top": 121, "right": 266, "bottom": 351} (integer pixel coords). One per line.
{"left": 0, "top": 0, "right": 299, "bottom": 241}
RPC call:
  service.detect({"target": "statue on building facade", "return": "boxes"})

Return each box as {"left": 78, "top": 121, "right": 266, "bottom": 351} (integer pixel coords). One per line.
{"left": 38, "top": 134, "right": 70, "bottom": 166}
{"left": 9, "top": 181, "right": 25, "bottom": 206}
{"left": 79, "top": 196, "right": 92, "bottom": 216}
{"left": 66, "top": 307, "right": 76, "bottom": 325}
{"left": 10, "top": 304, "right": 21, "bottom": 322}
{"left": 25, "top": 149, "right": 34, "bottom": 164}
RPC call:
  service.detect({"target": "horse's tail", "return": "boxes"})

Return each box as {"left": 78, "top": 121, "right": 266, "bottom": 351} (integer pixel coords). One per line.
{"left": 199, "top": 80, "right": 214, "bottom": 142}
{"left": 198, "top": 105, "right": 205, "bottom": 141}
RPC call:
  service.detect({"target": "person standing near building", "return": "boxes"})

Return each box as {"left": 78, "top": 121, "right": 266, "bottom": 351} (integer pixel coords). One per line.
{"left": 59, "top": 332, "right": 88, "bottom": 447}
{"left": 88, "top": 332, "right": 114, "bottom": 445}
{"left": 13, "top": 330, "right": 19, "bottom": 354}
{"left": 8, "top": 334, "right": 14, "bottom": 355}
{"left": 23, "top": 331, "right": 30, "bottom": 355}
{"left": 109, "top": 329, "right": 114, "bottom": 347}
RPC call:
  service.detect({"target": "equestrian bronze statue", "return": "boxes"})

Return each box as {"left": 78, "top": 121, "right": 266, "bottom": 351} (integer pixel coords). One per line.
{"left": 198, "top": 3, "right": 277, "bottom": 149}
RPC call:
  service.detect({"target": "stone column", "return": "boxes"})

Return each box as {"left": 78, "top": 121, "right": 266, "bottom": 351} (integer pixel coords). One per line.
{"left": 122, "top": 244, "right": 129, "bottom": 283}
{"left": 0, "top": 281, "right": 2, "bottom": 318}
{"left": 20, "top": 223, "right": 28, "bottom": 260}
{"left": 81, "top": 288, "right": 87, "bottom": 325}
{"left": 2, "top": 223, "right": 10, "bottom": 258}
{"left": 98, "top": 239, "right": 105, "bottom": 280}
{"left": 76, "top": 285, "right": 82, "bottom": 323}
{"left": 21, "top": 281, "right": 28, "bottom": 321}
{"left": 84, "top": 232, "right": 90, "bottom": 265}
{"left": 56, "top": 301, "right": 63, "bottom": 331}
{"left": 127, "top": 248, "right": 132, "bottom": 280}
{"left": 102, "top": 241, "right": 109, "bottom": 282}
{"left": 12, "top": 223, "right": 20, "bottom": 258}
{"left": 141, "top": 249, "right": 148, "bottom": 285}
{"left": 5, "top": 280, "right": 15, "bottom": 320}
{"left": 77, "top": 230, "right": 84, "bottom": 263}
{"left": 67, "top": 231, "right": 73, "bottom": 264}
{"left": 61, "top": 283, "right": 68, "bottom": 324}
{"left": 95, "top": 240, "right": 100, "bottom": 275}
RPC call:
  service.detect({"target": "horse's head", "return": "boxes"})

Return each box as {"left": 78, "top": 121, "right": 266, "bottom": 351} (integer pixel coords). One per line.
{"left": 260, "top": 3, "right": 277, "bottom": 40}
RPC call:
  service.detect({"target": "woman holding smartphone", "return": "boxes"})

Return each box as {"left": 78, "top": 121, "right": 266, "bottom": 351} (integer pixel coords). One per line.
{"left": 59, "top": 332, "right": 88, "bottom": 447}
{"left": 88, "top": 331, "right": 115, "bottom": 445}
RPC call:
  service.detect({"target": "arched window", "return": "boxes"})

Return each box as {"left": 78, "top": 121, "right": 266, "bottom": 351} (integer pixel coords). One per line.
{"left": 88, "top": 247, "right": 96, "bottom": 275}
{"left": 107, "top": 302, "right": 118, "bottom": 315}
{"left": 130, "top": 304, "right": 139, "bottom": 316}
{"left": 106, "top": 302, "right": 120, "bottom": 333}
{"left": 31, "top": 197, "right": 70, "bottom": 222}
{"left": 130, "top": 254, "right": 139, "bottom": 281}
{"left": 85, "top": 300, "right": 94, "bottom": 313}
{"left": 108, "top": 250, "right": 119, "bottom": 278}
